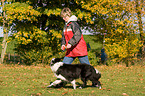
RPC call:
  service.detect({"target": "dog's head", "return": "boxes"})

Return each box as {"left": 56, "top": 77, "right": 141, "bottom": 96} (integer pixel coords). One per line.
{"left": 50, "top": 58, "right": 62, "bottom": 66}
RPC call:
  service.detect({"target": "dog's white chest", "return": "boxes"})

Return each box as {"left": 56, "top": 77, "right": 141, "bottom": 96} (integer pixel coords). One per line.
{"left": 54, "top": 73, "right": 67, "bottom": 81}
{"left": 51, "top": 62, "right": 63, "bottom": 72}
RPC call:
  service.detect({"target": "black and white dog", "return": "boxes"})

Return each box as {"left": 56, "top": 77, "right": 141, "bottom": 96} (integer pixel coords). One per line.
{"left": 47, "top": 58, "right": 101, "bottom": 89}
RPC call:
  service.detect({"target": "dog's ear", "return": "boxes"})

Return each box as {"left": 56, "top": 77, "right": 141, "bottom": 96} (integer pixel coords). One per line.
{"left": 50, "top": 58, "right": 63, "bottom": 65}
{"left": 55, "top": 58, "right": 62, "bottom": 62}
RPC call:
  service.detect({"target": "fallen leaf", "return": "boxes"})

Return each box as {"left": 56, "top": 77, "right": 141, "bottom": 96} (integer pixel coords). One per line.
{"left": 48, "top": 90, "right": 54, "bottom": 93}
{"left": 41, "top": 86, "right": 45, "bottom": 88}
{"left": 26, "top": 89, "right": 30, "bottom": 91}
{"left": 92, "top": 90, "right": 94, "bottom": 93}
{"left": 62, "top": 91, "right": 68, "bottom": 95}
{"left": 63, "top": 88, "right": 67, "bottom": 91}
{"left": 107, "top": 89, "right": 111, "bottom": 91}
{"left": 36, "top": 93, "right": 42, "bottom": 96}
{"left": 122, "top": 93, "right": 128, "bottom": 96}
{"left": 57, "top": 89, "right": 62, "bottom": 91}
{"left": 15, "top": 86, "right": 17, "bottom": 88}
{"left": 100, "top": 87, "right": 106, "bottom": 90}
{"left": 48, "top": 90, "right": 51, "bottom": 93}
{"left": 138, "top": 74, "right": 143, "bottom": 77}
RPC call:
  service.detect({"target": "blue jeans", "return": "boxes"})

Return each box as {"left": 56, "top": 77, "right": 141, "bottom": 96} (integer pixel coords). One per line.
{"left": 63, "top": 56, "right": 90, "bottom": 65}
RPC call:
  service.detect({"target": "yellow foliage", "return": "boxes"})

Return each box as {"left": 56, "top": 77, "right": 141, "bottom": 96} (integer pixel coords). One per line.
{"left": 4, "top": 2, "right": 41, "bottom": 25}
{"left": 2, "top": 0, "right": 144, "bottom": 64}
{"left": 105, "top": 36, "right": 142, "bottom": 62}
{"left": 45, "top": 8, "right": 61, "bottom": 16}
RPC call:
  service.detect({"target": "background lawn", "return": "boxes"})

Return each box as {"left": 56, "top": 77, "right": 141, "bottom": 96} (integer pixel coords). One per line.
{"left": 0, "top": 35, "right": 103, "bottom": 54}
{"left": 0, "top": 64, "right": 144, "bottom": 96}
{"left": 0, "top": 35, "right": 103, "bottom": 64}
{"left": 0, "top": 37, "right": 16, "bottom": 54}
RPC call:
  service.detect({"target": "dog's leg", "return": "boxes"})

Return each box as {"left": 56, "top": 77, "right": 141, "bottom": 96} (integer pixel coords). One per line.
{"left": 91, "top": 80, "right": 101, "bottom": 89}
{"left": 81, "top": 78, "right": 87, "bottom": 88}
{"left": 47, "top": 80, "right": 62, "bottom": 88}
{"left": 96, "top": 81, "right": 102, "bottom": 89}
{"left": 78, "top": 78, "right": 87, "bottom": 89}
{"left": 71, "top": 80, "right": 76, "bottom": 89}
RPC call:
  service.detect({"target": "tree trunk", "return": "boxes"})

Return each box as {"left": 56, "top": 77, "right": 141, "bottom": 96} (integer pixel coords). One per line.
{"left": 136, "top": 0, "right": 144, "bottom": 64}
{"left": 0, "top": 0, "right": 8, "bottom": 64}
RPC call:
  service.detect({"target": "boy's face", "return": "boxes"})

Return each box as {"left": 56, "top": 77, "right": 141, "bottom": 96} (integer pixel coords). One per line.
{"left": 63, "top": 16, "right": 69, "bottom": 22}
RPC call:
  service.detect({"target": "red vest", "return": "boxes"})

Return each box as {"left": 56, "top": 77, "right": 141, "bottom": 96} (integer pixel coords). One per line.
{"left": 64, "top": 22, "right": 88, "bottom": 57}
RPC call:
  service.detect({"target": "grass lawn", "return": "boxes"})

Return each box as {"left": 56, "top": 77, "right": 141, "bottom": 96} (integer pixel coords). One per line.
{"left": 0, "top": 64, "right": 144, "bottom": 96}
{"left": 0, "top": 37, "right": 16, "bottom": 55}
{"left": 0, "top": 35, "right": 103, "bottom": 55}
{"left": 83, "top": 35, "right": 103, "bottom": 51}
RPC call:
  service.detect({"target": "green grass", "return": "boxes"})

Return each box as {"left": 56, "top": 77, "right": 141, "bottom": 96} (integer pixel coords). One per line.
{"left": 83, "top": 35, "right": 103, "bottom": 51}
{"left": 0, "top": 64, "right": 144, "bottom": 96}
{"left": 0, "top": 36, "right": 144, "bottom": 95}
{"left": 0, "top": 37, "right": 16, "bottom": 54}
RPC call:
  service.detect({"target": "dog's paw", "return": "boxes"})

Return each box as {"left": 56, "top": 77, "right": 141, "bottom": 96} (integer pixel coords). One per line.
{"left": 47, "top": 85, "right": 52, "bottom": 88}
{"left": 95, "top": 85, "right": 99, "bottom": 87}
{"left": 79, "top": 86, "right": 82, "bottom": 89}
{"left": 99, "top": 86, "right": 102, "bottom": 89}
{"left": 92, "top": 84, "right": 101, "bottom": 89}
{"left": 95, "top": 85, "right": 102, "bottom": 89}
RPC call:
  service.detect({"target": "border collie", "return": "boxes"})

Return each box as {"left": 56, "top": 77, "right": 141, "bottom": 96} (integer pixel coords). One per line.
{"left": 47, "top": 58, "right": 101, "bottom": 89}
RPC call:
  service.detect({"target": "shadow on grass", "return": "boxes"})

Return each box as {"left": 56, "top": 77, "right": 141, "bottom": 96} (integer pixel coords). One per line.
{"left": 46, "top": 82, "right": 98, "bottom": 89}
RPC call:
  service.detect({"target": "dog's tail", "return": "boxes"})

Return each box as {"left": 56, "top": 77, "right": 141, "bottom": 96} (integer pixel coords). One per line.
{"left": 95, "top": 69, "right": 101, "bottom": 74}
{"left": 95, "top": 69, "right": 101, "bottom": 79}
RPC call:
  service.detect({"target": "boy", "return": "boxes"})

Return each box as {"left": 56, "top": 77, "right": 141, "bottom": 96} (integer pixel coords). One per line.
{"left": 60, "top": 7, "right": 90, "bottom": 64}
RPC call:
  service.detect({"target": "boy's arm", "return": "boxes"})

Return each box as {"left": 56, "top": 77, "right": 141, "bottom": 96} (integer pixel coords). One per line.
{"left": 68, "top": 22, "right": 82, "bottom": 46}
{"left": 61, "top": 29, "right": 66, "bottom": 45}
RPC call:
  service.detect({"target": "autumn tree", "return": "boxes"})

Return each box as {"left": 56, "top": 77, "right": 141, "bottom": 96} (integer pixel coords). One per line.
{"left": 3, "top": 1, "right": 61, "bottom": 64}
{"left": 1, "top": 0, "right": 144, "bottom": 65}
{"left": 2, "top": 0, "right": 90, "bottom": 64}
{"left": 0, "top": 0, "right": 9, "bottom": 64}
{"left": 135, "top": 0, "right": 145, "bottom": 61}
{"left": 76, "top": 0, "right": 144, "bottom": 66}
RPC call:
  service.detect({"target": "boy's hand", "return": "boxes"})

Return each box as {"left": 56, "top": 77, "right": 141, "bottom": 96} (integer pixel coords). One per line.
{"left": 61, "top": 44, "right": 72, "bottom": 50}
{"left": 61, "top": 45, "right": 66, "bottom": 50}
{"left": 66, "top": 44, "right": 72, "bottom": 49}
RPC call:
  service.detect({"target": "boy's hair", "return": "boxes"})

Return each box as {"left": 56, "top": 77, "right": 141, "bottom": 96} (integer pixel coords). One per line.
{"left": 60, "top": 8, "right": 72, "bottom": 18}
